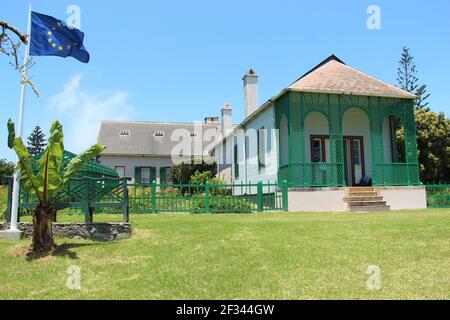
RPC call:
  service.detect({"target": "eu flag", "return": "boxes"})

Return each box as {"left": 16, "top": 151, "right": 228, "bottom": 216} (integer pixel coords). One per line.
{"left": 30, "top": 11, "right": 90, "bottom": 63}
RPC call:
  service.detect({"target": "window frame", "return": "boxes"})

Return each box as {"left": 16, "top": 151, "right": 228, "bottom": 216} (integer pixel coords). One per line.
{"left": 115, "top": 166, "right": 125, "bottom": 177}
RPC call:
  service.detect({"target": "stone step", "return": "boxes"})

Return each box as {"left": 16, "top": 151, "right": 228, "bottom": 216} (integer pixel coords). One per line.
{"left": 348, "top": 187, "right": 375, "bottom": 192}
{"left": 343, "top": 196, "right": 384, "bottom": 202}
{"left": 347, "top": 200, "right": 387, "bottom": 207}
{"left": 349, "top": 205, "right": 391, "bottom": 212}
{"left": 346, "top": 191, "right": 379, "bottom": 197}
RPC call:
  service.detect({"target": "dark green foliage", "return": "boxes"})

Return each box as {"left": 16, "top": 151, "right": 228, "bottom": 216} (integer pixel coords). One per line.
{"left": 27, "top": 125, "right": 46, "bottom": 157}
{"left": 0, "top": 158, "right": 14, "bottom": 181}
{"left": 395, "top": 47, "right": 449, "bottom": 183}
{"left": 171, "top": 157, "right": 217, "bottom": 184}
{"left": 396, "top": 47, "right": 430, "bottom": 110}
{"left": 414, "top": 109, "right": 450, "bottom": 183}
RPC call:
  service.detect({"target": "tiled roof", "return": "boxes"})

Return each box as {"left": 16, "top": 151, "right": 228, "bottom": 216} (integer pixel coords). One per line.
{"left": 97, "top": 121, "right": 221, "bottom": 156}
{"left": 288, "top": 55, "right": 416, "bottom": 99}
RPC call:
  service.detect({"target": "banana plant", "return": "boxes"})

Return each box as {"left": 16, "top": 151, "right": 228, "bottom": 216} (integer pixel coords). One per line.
{"left": 7, "top": 119, "right": 106, "bottom": 254}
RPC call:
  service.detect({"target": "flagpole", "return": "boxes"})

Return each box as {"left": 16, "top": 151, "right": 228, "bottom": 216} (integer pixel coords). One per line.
{"left": 9, "top": 4, "right": 32, "bottom": 231}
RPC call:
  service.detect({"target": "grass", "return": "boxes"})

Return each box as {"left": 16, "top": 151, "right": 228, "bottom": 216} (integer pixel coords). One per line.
{"left": 0, "top": 209, "right": 450, "bottom": 300}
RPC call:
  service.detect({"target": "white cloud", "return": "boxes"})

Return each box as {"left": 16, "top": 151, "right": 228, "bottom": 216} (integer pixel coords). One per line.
{"left": 48, "top": 74, "right": 135, "bottom": 153}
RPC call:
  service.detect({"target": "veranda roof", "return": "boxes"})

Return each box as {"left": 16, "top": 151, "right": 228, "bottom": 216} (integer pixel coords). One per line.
{"left": 288, "top": 55, "right": 417, "bottom": 99}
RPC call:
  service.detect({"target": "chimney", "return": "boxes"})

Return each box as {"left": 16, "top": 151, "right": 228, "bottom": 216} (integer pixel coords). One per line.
{"left": 204, "top": 116, "right": 219, "bottom": 125}
{"left": 221, "top": 102, "right": 232, "bottom": 135}
{"left": 243, "top": 68, "right": 259, "bottom": 118}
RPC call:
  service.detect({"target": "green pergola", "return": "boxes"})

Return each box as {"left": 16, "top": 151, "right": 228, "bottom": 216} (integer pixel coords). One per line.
{"left": 274, "top": 91, "right": 420, "bottom": 187}
{"left": 33, "top": 150, "right": 119, "bottom": 178}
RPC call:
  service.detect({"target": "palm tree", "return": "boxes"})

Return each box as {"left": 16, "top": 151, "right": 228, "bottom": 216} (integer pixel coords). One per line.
{"left": 8, "top": 119, "right": 105, "bottom": 254}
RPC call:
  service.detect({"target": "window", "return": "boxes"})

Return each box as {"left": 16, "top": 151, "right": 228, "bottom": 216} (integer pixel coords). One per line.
{"left": 234, "top": 137, "right": 239, "bottom": 178}
{"left": 141, "top": 167, "right": 151, "bottom": 184}
{"left": 310, "top": 136, "right": 326, "bottom": 163}
{"left": 160, "top": 167, "right": 173, "bottom": 184}
{"left": 312, "top": 139, "right": 323, "bottom": 162}
{"left": 120, "top": 130, "right": 130, "bottom": 136}
{"left": 153, "top": 131, "right": 165, "bottom": 137}
{"left": 353, "top": 140, "right": 361, "bottom": 165}
{"left": 115, "top": 166, "right": 125, "bottom": 177}
{"left": 190, "top": 132, "right": 198, "bottom": 137}
{"left": 166, "top": 167, "right": 173, "bottom": 184}
{"left": 258, "top": 127, "right": 266, "bottom": 171}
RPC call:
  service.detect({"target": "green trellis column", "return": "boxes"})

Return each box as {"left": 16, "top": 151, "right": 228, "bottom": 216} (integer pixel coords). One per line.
{"left": 289, "top": 91, "right": 304, "bottom": 186}
{"left": 402, "top": 100, "right": 420, "bottom": 185}
{"left": 274, "top": 92, "right": 293, "bottom": 185}
{"left": 328, "top": 94, "right": 345, "bottom": 187}
{"left": 370, "top": 97, "right": 384, "bottom": 186}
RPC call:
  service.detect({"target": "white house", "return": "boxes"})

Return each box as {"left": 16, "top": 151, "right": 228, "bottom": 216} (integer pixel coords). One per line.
{"left": 212, "top": 55, "right": 427, "bottom": 211}
{"left": 97, "top": 55, "right": 427, "bottom": 212}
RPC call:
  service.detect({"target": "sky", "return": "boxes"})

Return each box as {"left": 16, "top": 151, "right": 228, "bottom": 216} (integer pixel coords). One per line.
{"left": 1, "top": 0, "right": 449, "bottom": 161}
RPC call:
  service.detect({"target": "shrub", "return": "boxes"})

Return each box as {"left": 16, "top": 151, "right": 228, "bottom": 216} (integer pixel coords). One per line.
{"left": 172, "top": 157, "right": 217, "bottom": 185}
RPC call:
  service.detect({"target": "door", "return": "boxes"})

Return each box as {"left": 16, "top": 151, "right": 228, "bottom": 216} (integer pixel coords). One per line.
{"left": 343, "top": 136, "right": 365, "bottom": 186}
{"left": 352, "top": 138, "right": 363, "bottom": 184}
{"left": 344, "top": 139, "right": 352, "bottom": 186}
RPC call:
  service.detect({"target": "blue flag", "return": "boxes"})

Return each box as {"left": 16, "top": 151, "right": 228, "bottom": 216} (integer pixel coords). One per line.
{"left": 30, "top": 11, "right": 90, "bottom": 63}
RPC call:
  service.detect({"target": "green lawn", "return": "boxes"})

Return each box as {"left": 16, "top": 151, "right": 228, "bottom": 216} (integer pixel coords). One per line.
{"left": 1, "top": 209, "right": 450, "bottom": 300}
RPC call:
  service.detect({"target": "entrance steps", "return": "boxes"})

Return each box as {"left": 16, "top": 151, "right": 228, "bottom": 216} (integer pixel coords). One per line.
{"left": 344, "top": 187, "right": 390, "bottom": 212}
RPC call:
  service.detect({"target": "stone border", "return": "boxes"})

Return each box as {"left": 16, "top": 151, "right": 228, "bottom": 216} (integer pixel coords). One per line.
{"left": 0, "top": 223, "right": 132, "bottom": 242}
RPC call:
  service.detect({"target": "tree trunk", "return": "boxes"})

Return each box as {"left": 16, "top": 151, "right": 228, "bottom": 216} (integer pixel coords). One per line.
{"left": 31, "top": 204, "right": 56, "bottom": 254}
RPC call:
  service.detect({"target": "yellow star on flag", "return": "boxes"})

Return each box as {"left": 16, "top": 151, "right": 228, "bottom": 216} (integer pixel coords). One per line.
{"left": 58, "top": 46, "right": 63, "bottom": 51}
{"left": 47, "top": 31, "right": 52, "bottom": 35}
{"left": 52, "top": 43, "right": 56, "bottom": 48}
{"left": 48, "top": 38, "right": 52, "bottom": 43}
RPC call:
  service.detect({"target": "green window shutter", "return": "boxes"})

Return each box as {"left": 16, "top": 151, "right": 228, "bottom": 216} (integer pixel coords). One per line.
{"left": 160, "top": 167, "right": 167, "bottom": 184}
{"left": 150, "top": 167, "right": 156, "bottom": 183}
{"left": 135, "top": 167, "right": 141, "bottom": 184}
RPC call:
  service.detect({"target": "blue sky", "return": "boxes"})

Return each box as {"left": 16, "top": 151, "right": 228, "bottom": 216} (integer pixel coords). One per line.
{"left": 1, "top": 0, "right": 449, "bottom": 161}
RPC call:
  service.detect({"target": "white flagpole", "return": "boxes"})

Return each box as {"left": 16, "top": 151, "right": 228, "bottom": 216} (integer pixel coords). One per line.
{"left": 9, "top": 4, "right": 32, "bottom": 231}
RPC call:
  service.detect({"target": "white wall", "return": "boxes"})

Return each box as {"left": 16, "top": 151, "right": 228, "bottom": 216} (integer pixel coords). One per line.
{"left": 288, "top": 189, "right": 347, "bottom": 212}
{"left": 215, "top": 138, "right": 233, "bottom": 184}
{"left": 99, "top": 155, "right": 173, "bottom": 183}
{"left": 240, "top": 107, "right": 278, "bottom": 194}
{"left": 214, "top": 106, "right": 278, "bottom": 195}
{"left": 379, "top": 187, "right": 427, "bottom": 210}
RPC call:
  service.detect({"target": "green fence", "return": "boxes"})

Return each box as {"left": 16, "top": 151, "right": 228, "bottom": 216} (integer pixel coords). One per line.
{"left": 426, "top": 184, "right": 450, "bottom": 208}
{"left": 128, "top": 181, "right": 288, "bottom": 214}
